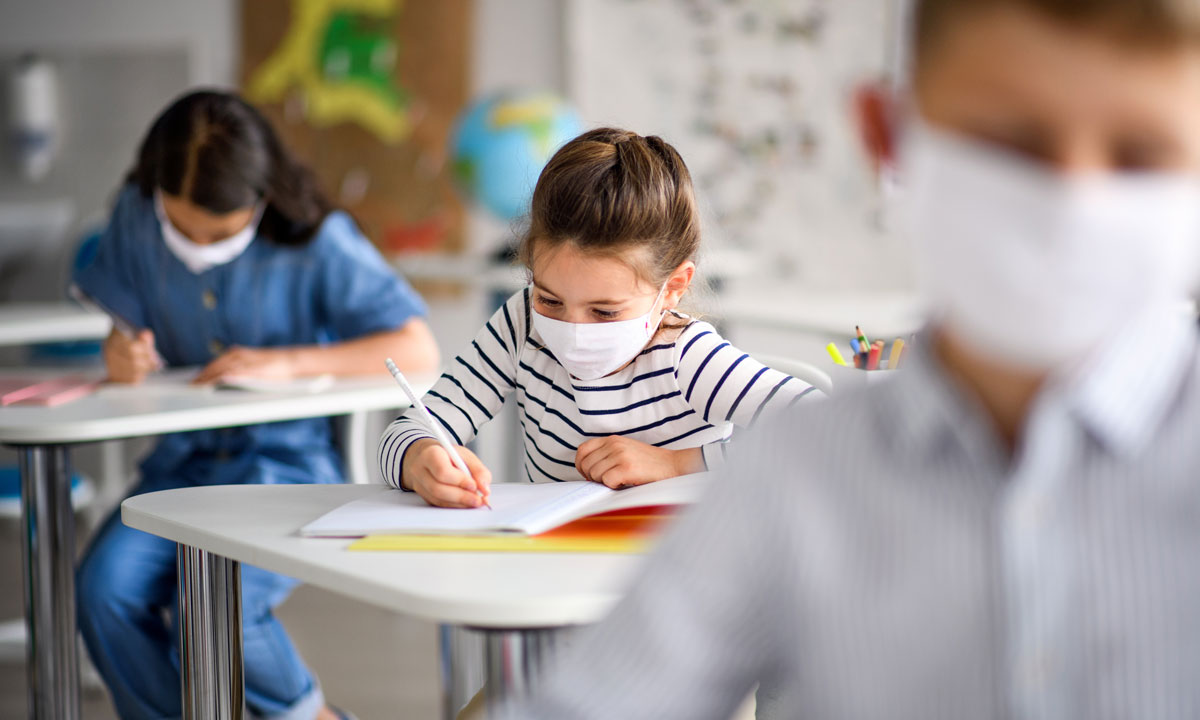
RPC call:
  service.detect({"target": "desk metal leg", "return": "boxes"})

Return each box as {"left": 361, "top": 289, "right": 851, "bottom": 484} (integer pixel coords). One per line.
{"left": 438, "top": 625, "right": 566, "bottom": 717}
{"left": 177, "top": 545, "right": 244, "bottom": 719}
{"left": 19, "top": 445, "right": 80, "bottom": 720}
{"left": 483, "top": 628, "right": 562, "bottom": 707}
{"left": 439, "top": 625, "right": 458, "bottom": 720}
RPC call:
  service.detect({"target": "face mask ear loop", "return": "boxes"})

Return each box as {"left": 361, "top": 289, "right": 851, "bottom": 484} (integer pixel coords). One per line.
{"left": 647, "top": 282, "right": 670, "bottom": 334}
{"left": 526, "top": 283, "right": 549, "bottom": 354}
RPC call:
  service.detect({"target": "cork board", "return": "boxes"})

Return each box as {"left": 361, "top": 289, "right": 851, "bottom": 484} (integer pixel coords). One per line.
{"left": 240, "top": 0, "right": 471, "bottom": 254}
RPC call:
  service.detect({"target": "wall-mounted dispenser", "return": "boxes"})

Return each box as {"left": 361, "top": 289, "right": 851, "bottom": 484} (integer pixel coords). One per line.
{"left": 8, "top": 54, "right": 59, "bottom": 182}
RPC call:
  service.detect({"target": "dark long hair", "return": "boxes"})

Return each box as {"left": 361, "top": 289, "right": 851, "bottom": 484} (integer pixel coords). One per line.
{"left": 127, "top": 90, "right": 334, "bottom": 246}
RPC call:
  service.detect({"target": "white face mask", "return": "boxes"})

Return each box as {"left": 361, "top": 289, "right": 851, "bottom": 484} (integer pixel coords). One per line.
{"left": 155, "top": 190, "right": 263, "bottom": 274}
{"left": 901, "top": 121, "right": 1200, "bottom": 371}
{"left": 532, "top": 284, "right": 668, "bottom": 381}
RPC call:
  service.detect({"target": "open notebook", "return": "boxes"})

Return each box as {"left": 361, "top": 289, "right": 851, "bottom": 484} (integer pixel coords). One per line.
{"left": 299, "top": 473, "right": 713, "bottom": 538}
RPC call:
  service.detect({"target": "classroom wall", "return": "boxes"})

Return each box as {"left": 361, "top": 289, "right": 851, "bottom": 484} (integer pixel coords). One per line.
{"left": 0, "top": 0, "right": 563, "bottom": 305}
{"left": 464, "top": 0, "right": 566, "bottom": 259}
{"left": 0, "top": 0, "right": 570, "bottom": 486}
{"left": 564, "top": 0, "right": 909, "bottom": 293}
{"left": 0, "top": 0, "right": 237, "bottom": 300}
{"left": 0, "top": 1, "right": 238, "bottom": 217}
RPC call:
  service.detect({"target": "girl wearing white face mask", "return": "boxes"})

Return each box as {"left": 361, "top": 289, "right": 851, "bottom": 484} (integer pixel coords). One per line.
{"left": 379, "top": 128, "right": 821, "bottom": 508}
{"left": 73, "top": 91, "right": 438, "bottom": 720}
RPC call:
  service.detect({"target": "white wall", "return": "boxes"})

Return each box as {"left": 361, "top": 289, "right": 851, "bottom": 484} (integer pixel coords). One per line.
{"left": 0, "top": 0, "right": 237, "bottom": 300}
{"left": 464, "top": 0, "right": 566, "bottom": 259}
{"left": 0, "top": 0, "right": 237, "bottom": 85}
{"left": 0, "top": 0, "right": 562, "bottom": 295}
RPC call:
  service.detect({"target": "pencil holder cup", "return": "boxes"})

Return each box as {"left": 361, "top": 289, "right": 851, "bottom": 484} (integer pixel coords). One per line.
{"left": 827, "top": 364, "right": 898, "bottom": 395}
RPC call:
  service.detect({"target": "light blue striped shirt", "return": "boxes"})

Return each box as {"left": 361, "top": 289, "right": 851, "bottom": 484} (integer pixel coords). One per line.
{"left": 509, "top": 310, "right": 1200, "bottom": 719}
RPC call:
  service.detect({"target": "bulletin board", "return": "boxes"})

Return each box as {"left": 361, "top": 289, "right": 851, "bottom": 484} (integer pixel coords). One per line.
{"left": 240, "top": 0, "right": 471, "bottom": 254}
{"left": 566, "top": 0, "right": 911, "bottom": 290}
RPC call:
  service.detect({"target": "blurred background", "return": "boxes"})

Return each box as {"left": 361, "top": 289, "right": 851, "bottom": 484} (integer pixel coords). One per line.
{"left": 0, "top": 0, "right": 914, "bottom": 716}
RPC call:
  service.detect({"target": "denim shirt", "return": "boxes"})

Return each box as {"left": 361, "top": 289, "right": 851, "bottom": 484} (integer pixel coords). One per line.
{"left": 74, "top": 185, "right": 427, "bottom": 486}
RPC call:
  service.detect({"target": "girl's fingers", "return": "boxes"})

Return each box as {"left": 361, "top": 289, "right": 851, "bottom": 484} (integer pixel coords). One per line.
{"left": 586, "top": 454, "right": 630, "bottom": 488}
{"left": 578, "top": 443, "right": 617, "bottom": 482}
{"left": 574, "top": 437, "right": 610, "bottom": 476}
{"left": 132, "top": 345, "right": 160, "bottom": 366}
{"left": 421, "top": 467, "right": 482, "bottom": 508}
{"left": 195, "top": 352, "right": 248, "bottom": 383}
{"left": 457, "top": 446, "right": 492, "bottom": 495}
{"left": 132, "top": 358, "right": 159, "bottom": 377}
{"left": 425, "top": 480, "right": 482, "bottom": 508}
{"left": 426, "top": 447, "right": 478, "bottom": 494}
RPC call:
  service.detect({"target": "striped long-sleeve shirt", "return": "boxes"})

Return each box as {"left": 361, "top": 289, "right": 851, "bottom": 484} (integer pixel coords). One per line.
{"left": 378, "top": 288, "right": 817, "bottom": 487}
{"left": 504, "top": 310, "right": 1200, "bottom": 720}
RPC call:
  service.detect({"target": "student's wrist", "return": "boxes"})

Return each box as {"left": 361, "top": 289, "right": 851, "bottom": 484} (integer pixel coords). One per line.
{"left": 400, "top": 438, "right": 438, "bottom": 491}
{"left": 672, "top": 447, "right": 706, "bottom": 477}
{"left": 280, "top": 346, "right": 316, "bottom": 377}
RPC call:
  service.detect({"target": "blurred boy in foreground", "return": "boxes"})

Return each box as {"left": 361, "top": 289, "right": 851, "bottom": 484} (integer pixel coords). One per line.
{"left": 505, "top": 0, "right": 1200, "bottom": 717}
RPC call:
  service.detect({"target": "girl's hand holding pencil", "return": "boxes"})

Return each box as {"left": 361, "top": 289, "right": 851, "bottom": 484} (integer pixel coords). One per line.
{"left": 402, "top": 438, "right": 494, "bottom": 509}
{"left": 386, "top": 358, "right": 493, "bottom": 509}
{"left": 103, "top": 328, "right": 162, "bottom": 384}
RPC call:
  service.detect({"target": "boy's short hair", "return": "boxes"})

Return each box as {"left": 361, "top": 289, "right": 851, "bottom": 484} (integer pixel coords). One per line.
{"left": 915, "top": 0, "right": 1200, "bottom": 64}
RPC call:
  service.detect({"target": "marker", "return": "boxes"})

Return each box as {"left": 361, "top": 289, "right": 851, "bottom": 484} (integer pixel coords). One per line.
{"left": 385, "top": 358, "right": 491, "bottom": 509}
{"left": 850, "top": 338, "right": 862, "bottom": 354}
{"left": 867, "top": 341, "right": 884, "bottom": 371}
{"left": 826, "top": 343, "right": 848, "bottom": 367}
{"left": 889, "top": 338, "right": 906, "bottom": 370}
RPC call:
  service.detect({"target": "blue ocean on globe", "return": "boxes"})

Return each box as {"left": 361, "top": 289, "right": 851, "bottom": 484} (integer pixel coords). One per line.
{"left": 451, "top": 91, "right": 584, "bottom": 221}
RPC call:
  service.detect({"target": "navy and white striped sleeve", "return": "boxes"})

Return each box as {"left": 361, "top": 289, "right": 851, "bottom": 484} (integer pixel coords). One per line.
{"left": 377, "top": 290, "right": 526, "bottom": 489}
{"left": 673, "top": 322, "right": 820, "bottom": 430}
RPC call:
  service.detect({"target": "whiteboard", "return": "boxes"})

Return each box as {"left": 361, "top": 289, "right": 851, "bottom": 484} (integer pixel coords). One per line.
{"left": 565, "top": 0, "right": 913, "bottom": 291}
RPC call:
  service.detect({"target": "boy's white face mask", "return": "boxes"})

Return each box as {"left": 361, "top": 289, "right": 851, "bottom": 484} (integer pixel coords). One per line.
{"left": 901, "top": 120, "right": 1200, "bottom": 371}
{"left": 155, "top": 190, "right": 263, "bottom": 275}
{"left": 532, "top": 284, "right": 668, "bottom": 381}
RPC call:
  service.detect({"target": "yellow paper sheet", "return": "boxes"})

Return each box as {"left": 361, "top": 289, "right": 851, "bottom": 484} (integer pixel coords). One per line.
{"left": 348, "top": 512, "right": 670, "bottom": 554}
{"left": 348, "top": 533, "right": 650, "bottom": 554}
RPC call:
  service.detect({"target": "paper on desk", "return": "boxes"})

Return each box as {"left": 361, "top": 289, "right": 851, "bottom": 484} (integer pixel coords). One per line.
{"left": 299, "top": 473, "right": 712, "bottom": 538}
{"left": 218, "top": 374, "right": 334, "bottom": 394}
{"left": 0, "top": 375, "right": 101, "bottom": 406}
{"left": 348, "top": 509, "right": 676, "bottom": 553}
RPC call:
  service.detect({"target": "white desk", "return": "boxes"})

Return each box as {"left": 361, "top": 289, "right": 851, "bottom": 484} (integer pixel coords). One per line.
{"left": 0, "top": 303, "right": 110, "bottom": 347}
{"left": 123, "top": 484, "right": 646, "bottom": 718}
{"left": 0, "top": 373, "right": 431, "bottom": 719}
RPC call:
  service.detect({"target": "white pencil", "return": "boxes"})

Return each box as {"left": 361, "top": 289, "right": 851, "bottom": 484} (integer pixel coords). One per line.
{"left": 385, "top": 358, "right": 491, "bottom": 509}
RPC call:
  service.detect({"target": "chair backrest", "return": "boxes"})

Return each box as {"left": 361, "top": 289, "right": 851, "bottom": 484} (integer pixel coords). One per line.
{"left": 753, "top": 354, "right": 834, "bottom": 396}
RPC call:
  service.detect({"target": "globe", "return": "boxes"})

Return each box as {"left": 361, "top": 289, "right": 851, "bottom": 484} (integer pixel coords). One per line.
{"left": 450, "top": 91, "right": 585, "bottom": 221}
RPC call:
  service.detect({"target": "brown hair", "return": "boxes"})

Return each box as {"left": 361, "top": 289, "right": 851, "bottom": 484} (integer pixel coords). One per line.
{"left": 519, "top": 127, "right": 701, "bottom": 292}
{"left": 915, "top": 0, "right": 1200, "bottom": 66}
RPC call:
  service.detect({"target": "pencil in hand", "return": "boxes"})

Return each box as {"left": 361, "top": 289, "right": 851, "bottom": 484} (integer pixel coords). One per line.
{"left": 385, "top": 359, "right": 492, "bottom": 509}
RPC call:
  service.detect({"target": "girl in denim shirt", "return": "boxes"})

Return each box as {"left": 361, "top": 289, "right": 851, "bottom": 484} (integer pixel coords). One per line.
{"left": 74, "top": 90, "right": 437, "bottom": 720}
